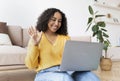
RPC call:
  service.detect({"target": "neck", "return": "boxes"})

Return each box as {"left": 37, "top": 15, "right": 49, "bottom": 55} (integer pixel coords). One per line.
{"left": 44, "top": 31, "right": 58, "bottom": 45}
{"left": 45, "top": 30, "right": 57, "bottom": 36}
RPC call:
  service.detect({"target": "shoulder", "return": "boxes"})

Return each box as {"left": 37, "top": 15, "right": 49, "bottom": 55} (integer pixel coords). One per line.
{"left": 58, "top": 35, "right": 71, "bottom": 40}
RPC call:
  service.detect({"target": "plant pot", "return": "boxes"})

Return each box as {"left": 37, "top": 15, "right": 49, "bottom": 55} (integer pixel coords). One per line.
{"left": 100, "top": 57, "right": 112, "bottom": 71}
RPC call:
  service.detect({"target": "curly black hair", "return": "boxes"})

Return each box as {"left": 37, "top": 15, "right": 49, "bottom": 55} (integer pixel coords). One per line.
{"left": 36, "top": 8, "right": 68, "bottom": 35}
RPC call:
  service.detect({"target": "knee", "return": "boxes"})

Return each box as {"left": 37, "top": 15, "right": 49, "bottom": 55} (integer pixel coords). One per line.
{"left": 72, "top": 71, "right": 100, "bottom": 81}
{"left": 56, "top": 72, "right": 74, "bottom": 81}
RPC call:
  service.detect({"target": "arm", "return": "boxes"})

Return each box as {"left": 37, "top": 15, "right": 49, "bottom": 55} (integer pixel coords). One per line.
{"left": 25, "top": 39, "right": 40, "bottom": 69}
{"left": 25, "top": 26, "right": 42, "bottom": 69}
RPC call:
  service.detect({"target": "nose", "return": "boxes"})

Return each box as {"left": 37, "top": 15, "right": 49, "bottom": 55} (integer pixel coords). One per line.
{"left": 55, "top": 20, "right": 59, "bottom": 26}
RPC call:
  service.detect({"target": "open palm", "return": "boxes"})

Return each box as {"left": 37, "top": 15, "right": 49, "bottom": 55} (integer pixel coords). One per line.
{"left": 28, "top": 26, "right": 42, "bottom": 46}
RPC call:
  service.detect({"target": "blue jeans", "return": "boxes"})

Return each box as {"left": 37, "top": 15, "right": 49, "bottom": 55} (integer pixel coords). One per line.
{"left": 34, "top": 66, "right": 100, "bottom": 81}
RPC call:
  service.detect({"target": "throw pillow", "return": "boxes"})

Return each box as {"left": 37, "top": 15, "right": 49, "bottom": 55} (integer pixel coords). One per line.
{"left": 0, "top": 33, "right": 12, "bottom": 45}
{"left": 0, "top": 22, "right": 8, "bottom": 34}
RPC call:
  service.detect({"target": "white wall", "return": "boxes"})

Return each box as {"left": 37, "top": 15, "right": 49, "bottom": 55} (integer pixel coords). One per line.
{"left": 0, "top": 0, "right": 93, "bottom": 35}
{"left": 0, "top": 0, "right": 120, "bottom": 46}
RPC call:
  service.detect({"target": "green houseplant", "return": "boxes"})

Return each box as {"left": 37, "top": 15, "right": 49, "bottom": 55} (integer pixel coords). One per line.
{"left": 86, "top": 5, "right": 112, "bottom": 71}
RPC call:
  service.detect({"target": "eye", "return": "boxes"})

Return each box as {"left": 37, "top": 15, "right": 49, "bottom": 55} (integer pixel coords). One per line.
{"left": 50, "top": 17, "right": 62, "bottom": 23}
{"left": 58, "top": 20, "right": 62, "bottom": 23}
{"left": 50, "top": 18, "right": 56, "bottom": 21}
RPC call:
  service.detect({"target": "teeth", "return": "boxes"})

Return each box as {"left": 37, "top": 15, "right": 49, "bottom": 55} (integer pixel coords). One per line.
{"left": 53, "top": 27, "right": 57, "bottom": 29}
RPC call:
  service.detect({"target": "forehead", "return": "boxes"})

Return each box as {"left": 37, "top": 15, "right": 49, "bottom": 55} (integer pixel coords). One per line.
{"left": 52, "top": 12, "right": 62, "bottom": 19}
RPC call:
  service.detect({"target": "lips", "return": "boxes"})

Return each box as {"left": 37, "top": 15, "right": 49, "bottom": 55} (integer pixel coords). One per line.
{"left": 52, "top": 26, "right": 58, "bottom": 31}
{"left": 52, "top": 24, "right": 58, "bottom": 29}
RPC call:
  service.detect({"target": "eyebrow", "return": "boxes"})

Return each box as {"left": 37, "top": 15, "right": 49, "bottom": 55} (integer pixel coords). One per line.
{"left": 51, "top": 17, "right": 62, "bottom": 20}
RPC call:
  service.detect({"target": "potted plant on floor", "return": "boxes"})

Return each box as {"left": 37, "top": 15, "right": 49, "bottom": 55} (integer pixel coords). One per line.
{"left": 86, "top": 5, "right": 112, "bottom": 71}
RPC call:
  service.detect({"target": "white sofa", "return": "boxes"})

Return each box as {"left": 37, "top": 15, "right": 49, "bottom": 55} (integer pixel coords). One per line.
{"left": 0, "top": 23, "right": 29, "bottom": 68}
{"left": 0, "top": 22, "right": 36, "bottom": 81}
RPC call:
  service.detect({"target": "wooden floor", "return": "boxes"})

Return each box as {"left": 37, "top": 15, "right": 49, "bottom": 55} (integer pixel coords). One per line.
{"left": 93, "top": 61, "right": 120, "bottom": 81}
{"left": 0, "top": 61, "right": 119, "bottom": 81}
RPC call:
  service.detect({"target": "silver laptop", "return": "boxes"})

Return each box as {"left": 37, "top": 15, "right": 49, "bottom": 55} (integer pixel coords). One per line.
{"left": 60, "top": 40, "right": 103, "bottom": 71}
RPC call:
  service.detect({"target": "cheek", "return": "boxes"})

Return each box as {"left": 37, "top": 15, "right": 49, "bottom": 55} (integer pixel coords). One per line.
{"left": 59, "top": 23, "right": 62, "bottom": 27}
{"left": 48, "top": 22, "right": 53, "bottom": 26}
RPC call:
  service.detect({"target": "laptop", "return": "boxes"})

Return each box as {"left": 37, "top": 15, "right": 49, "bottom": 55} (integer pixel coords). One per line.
{"left": 60, "top": 40, "right": 103, "bottom": 71}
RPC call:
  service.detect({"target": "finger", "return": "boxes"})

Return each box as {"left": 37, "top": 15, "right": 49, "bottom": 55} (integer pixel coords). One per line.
{"left": 28, "top": 26, "right": 36, "bottom": 36}
{"left": 34, "top": 27, "right": 37, "bottom": 35}
{"left": 28, "top": 27, "right": 33, "bottom": 36}
{"left": 31, "top": 26, "right": 38, "bottom": 35}
{"left": 31, "top": 26, "right": 35, "bottom": 33}
{"left": 31, "top": 26, "right": 37, "bottom": 34}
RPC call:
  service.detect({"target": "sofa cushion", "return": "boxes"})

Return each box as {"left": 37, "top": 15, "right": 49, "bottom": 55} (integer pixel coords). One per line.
{"left": 7, "top": 25, "right": 23, "bottom": 46}
{"left": 0, "top": 22, "right": 8, "bottom": 34}
{"left": 0, "top": 33, "right": 12, "bottom": 45}
{"left": 0, "top": 46, "right": 26, "bottom": 65}
{"left": 23, "top": 28, "right": 30, "bottom": 47}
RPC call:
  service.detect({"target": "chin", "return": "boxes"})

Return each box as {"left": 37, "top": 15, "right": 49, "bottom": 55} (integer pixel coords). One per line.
{"left": 52, "top": 29, "right": 58, "bottom": 32}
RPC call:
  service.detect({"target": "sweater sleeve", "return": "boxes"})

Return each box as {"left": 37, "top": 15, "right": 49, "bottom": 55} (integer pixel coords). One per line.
{"left": 25, "top": 39, "right": 40, "bottom": 69}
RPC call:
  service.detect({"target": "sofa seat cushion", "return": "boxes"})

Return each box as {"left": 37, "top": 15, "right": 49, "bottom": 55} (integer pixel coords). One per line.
{"left": 0, "top": 46, "right": 27, "bottom": 65}
{"left": 0, "top": 65, "right": 27, "bottom": 71}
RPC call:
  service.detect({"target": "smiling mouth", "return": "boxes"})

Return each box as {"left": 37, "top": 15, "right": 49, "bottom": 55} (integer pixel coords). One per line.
{"left": 52, "top": 26, "right": 58, "bottom": 29}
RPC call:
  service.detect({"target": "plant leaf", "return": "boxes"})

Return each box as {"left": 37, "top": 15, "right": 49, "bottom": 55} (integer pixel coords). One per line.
{"left": 103, "top": 32, "right": 109, "bottom": 38}
{"left": 97, "top": 30, "right": 103, "bottom": 42}
{"left": 93, "top": 32, "right": 97, "bottom": 37}
{"left": 88, "top": 5, "right": 94, "bottom": 15}
{"left": 101, "top": 28, "right": 107, "bottom": 32}
{"left": 106, "top": 39, "right": 111, "bottom": 46}
{"left": 95, "top": 15, "right": 105, "bottom": 18}
{"left": 87, "top": 17, "right": 93, "bottom": 25}
{"left": 107, "top": 39, "right": 111, "bottom": 44}
{"left": 97, "top": 22, "right": 106, "bottom": 27}
{"left": 92, "top": 25, "right": 99, "bottom": 32}
{"left": 103, "top": 41, "right": 109, "bottom": 51}
{"left": 86, "top": 23, "right": 92, "bottom": 32}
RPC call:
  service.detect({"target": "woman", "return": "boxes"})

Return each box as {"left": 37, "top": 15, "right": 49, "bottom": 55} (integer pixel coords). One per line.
{"left": 25, "top": 8, "right": 100, "bottom": 81}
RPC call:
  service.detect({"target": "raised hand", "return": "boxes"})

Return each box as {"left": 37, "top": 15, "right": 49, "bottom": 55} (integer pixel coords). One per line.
{"left": 28, "top": 26, "right": 42, "bottom": 46}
